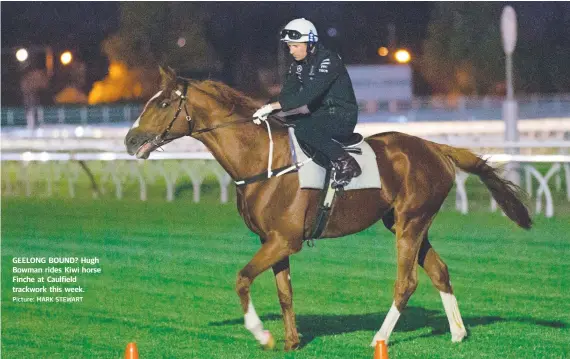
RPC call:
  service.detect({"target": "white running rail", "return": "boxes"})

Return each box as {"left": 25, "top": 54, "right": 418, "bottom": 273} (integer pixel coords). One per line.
{"left": 2, "top": 151, "right": 569, "bottom": 217}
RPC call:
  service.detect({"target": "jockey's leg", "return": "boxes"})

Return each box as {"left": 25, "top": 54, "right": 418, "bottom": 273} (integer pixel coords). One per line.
{"left": 294, "top": 117, "right": 345, "bottom": 160}
{"left": 295, "top": 116, "right": 361, "bottom": 187}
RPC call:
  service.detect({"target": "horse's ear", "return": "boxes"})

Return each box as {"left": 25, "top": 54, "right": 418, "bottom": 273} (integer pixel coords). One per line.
{"left": 159, "top": 66, "right": 176, "bottom": 90}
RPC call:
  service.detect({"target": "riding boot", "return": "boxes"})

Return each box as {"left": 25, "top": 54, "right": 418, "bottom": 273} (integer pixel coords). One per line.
{"left": 331, "top": 153, "right": 362, "bottom": 189}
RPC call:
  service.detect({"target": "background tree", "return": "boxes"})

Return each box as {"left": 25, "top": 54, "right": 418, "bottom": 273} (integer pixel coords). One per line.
{"left": 419, "top": 2, "right": 570, "bottom": 96}
{"left": 418, "top": 3, "right": 504, "bottom": 96}
{"left": 91, "top": 3, "right": 221, "bottom": 103}
{"left": 102, "top": 3, "right": 220, "bottom": 71}
{"left": 523, "top": 2, "right": 570, "bottom": 93}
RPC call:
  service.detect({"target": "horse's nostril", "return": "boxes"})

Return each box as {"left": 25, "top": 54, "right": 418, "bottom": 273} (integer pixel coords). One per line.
{"left": 129, "top": 137, "right": 138, "bottom": 145}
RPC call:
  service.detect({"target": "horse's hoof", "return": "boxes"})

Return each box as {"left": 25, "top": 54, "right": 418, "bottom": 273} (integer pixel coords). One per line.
{"left": 284, "top": 342, "right": 300, "bottom": 351}
{"left": 451, "top": 329, "right": 467, "bottom": 343}
{"left": 261, "top": 331, "right": 275, "bottom": 350}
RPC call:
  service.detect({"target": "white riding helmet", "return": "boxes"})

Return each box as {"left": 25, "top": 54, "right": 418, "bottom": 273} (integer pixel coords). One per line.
{"left": 280, "top": 18, "right": 319, "bottom": 43}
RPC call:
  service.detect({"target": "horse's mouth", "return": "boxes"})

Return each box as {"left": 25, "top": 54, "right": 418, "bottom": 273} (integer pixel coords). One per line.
{"left": 135, "top": 138, "right": 174, "bottom": 159}
{"left": 135, "top": 141, "right": 154, "bottom": 159}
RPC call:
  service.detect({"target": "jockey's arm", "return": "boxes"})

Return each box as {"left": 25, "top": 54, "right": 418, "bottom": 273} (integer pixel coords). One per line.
{"left": 278, "top": 56, "right": 341, "bottom": 112}
{"left": 271, "top": 64, "right": 301, "bottom": 110}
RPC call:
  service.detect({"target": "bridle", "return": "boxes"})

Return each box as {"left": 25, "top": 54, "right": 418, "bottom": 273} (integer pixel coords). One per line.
{"left": 152, "top": 79, "right": 256, "bottom": 148}
{"left": 150, "top": 80, "right": 192, "bottom": 148}
{"left": 150, "top": 78, "right": 308, "bottom": 186}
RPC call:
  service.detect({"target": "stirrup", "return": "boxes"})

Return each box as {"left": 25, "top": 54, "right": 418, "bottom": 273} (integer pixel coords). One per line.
{"left": 331, "top": 179, "right": 350, "bottom": 189}
{"left": 331, "top": 169, "right": 352, "bottom": 189}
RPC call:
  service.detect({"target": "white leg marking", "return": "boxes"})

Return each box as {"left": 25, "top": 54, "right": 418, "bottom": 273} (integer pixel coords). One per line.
{"left": 370, "top": 302, "right": 401, "bottom": 346}
{"left": 244, "top": 296, "right": 270, "bottom": 345}
{"left": 131, "top": 90, "right": 163, "bottom": 129}
{"left": 440, "top": 291, "right": 467, "bottom": 342}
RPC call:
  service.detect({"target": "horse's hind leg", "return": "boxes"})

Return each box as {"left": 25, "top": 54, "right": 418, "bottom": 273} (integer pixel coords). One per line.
{"left": 370, "top": 214, "right": 431, "bottom": 346}
{"left": 418, "top": 237, "right": 467, "bottom": 342}
{"left": 272, "top": 257, "right": 300, "bottom": 351}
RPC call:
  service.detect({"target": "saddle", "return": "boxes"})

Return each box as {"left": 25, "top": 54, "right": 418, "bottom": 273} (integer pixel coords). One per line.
{"left": 271, "top": 109, "right": 379, "bottom": 242}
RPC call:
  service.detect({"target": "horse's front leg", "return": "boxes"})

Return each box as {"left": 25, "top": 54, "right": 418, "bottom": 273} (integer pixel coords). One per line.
{"left": 236, "top": 236, "right": 298, "bottom": 350}
{"left": 272, "top": 257, "right": 300, "bottom": 351}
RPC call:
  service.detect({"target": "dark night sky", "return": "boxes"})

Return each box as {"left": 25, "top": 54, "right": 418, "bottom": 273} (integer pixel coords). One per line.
{"left": 1, "top": 2, "right": 432, "bottom": 75}
{"left": 0, "top": 2, "right": 434, "bottom": 104}
{"left": 1, "top": 2, "right": 119, "bottom": 48}
{"left": 2, "top": 2, "right": 568, "bottom": 103}
{"left": 4, "top": 2, "right": 566, "bottom": 60}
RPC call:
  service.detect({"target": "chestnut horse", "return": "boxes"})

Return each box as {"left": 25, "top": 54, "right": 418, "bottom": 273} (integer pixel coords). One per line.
{"left": 125, "top": 67, "right": 531, "bottom": 351}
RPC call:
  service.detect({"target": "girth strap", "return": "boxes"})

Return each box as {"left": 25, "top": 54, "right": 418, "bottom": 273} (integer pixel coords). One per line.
{"left": 234, "top": 164, "right": 299, "bottom": 186}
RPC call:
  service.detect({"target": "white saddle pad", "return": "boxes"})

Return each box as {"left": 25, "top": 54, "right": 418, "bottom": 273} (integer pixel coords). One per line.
{"left": 289, "top": 128, "right": 381, "bottom": 190}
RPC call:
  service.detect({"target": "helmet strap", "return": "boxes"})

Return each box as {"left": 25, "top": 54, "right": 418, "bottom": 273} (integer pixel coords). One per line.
{"left": 308, "top": 42, "right": 317, "bottom": 54}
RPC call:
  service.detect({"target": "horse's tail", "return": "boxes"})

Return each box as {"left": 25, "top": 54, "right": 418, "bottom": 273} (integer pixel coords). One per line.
{"left": 434, "top": 143, "right": 532, "bottom": 230}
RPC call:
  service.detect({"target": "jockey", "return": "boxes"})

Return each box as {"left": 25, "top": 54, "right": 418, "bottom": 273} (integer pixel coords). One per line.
{"left": 253, "top": 18, "right": 361, "bottom": 189}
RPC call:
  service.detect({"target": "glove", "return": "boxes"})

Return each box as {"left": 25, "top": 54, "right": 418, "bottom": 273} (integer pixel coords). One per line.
{"left": 252, "top": 104, "right": 274, "bottom": 125}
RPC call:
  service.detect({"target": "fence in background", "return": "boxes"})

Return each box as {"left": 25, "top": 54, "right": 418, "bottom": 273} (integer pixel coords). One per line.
{"left": 1, "top": 104, "right": 144, "bottom": 127}
{"left": 2, "top": 94, "right": 570, "bottom": 127}
{"left": 358, "top": 94, "right": 570, "bottom": 122}
{"left": 1, "top": 152, "right": 231, "bottom": 203}
{"left": 2, "top": 152, "right": 569, "bottom": 218}
{"left": 3, "top": 119, "right": 570, "bottom": 154}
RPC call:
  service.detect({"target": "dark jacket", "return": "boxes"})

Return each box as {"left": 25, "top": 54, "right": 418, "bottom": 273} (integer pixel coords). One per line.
{"left": 279, "top": 44, "right": 358, "bottom": 123}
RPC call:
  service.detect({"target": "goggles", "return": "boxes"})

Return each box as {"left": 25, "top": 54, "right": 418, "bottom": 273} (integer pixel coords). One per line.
{"left": 280, "top": 29, "right": 305, "bottom": 40}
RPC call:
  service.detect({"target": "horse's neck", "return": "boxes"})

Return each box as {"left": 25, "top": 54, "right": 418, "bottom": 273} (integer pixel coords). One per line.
{"left": 198, "top": 119, "right": 290, "bottom": 181}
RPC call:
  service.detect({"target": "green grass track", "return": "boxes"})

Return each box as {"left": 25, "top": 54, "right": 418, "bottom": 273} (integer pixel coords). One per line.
{"left": 2, "top": 197, "right": 569, "bottom": 358}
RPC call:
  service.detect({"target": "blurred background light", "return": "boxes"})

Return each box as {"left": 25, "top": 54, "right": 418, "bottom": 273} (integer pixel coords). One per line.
{"left": 15, "top": 48, "right": 29, "bottom": 62}
{"left": 60, "top": 51, "right": 73, "bottom": 65}
{"left": 394, "top": 49, "right": 411, "bottom": 63}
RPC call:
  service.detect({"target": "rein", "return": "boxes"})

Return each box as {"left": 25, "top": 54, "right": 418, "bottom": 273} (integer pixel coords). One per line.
{"left": 193, "top": 117, "right": 254, "bottom": 135}
{"left": 154, "top": 80, "right": 252, "bottom": 143}
{"left": 155, "top": 79, "right": 307, "bottom": 186}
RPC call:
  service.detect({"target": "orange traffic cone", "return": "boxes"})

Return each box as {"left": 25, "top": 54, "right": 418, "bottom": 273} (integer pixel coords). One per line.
{"left": 125, "top": 342, "right": 139, "bottom": 359}
{"left": 374, "top": 340, "right": 388, "bottom": 359}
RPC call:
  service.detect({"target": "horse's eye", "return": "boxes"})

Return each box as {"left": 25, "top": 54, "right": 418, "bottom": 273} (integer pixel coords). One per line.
{"left": 159, "top": 101, "right": 169, "bottom": 109}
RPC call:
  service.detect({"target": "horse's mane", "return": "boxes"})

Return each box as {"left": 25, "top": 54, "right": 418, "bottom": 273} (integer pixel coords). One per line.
{"left": 188, "top": 79, "right": 287, "bottom": 132}
{"left": 191, "top": 80, "right": 259, "bottom": 115}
